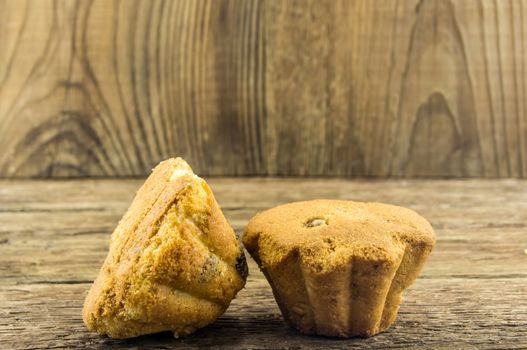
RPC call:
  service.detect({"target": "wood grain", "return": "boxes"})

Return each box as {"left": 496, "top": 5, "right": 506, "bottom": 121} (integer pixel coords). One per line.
{"left": 0, "top": 0, "right": 526, "bottom": 177}
{"left": 1, "top": 178, "right": 526, "bottom": 348}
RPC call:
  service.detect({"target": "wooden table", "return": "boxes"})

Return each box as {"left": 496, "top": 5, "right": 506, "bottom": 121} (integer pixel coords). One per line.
{"left": 1, "top": 179, "right": 526, "bottom": 349}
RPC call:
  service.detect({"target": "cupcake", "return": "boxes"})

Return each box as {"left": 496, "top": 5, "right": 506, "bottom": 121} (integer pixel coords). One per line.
{"left": 83, "top": 158, "right": 247, "bottom": 339}
{"left": 243, "top": 200, "right": 435, "bottom": 338}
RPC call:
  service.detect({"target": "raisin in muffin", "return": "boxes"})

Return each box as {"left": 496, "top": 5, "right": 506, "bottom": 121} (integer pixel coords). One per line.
{"left": 83, "top": 158, "right": 247, "bottom": 339}
{"left": 243, "top": 200, "right": 435, "bottom": 338}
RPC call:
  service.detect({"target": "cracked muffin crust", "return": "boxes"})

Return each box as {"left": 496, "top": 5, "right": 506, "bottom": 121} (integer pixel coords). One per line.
{"left": 83, "top": 158, "right": 247, "bottom": 339}
{"left": 243, "top": 200, "right": 435, "bottom": 338}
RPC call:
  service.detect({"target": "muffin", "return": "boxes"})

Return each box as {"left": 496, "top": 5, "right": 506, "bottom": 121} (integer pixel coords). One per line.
{"left": 243, "top": 200, "right": 435, "bottom": 338}
{"left": 83, "top": 158, "right": 248, "bottom": 339}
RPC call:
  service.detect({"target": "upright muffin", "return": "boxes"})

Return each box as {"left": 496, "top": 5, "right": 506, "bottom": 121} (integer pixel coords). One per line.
{"left": 83, "top": 158, "right": 247, "bottom": 339}
{"left": 243, "top": 200, "right": 435, "bottom": 338}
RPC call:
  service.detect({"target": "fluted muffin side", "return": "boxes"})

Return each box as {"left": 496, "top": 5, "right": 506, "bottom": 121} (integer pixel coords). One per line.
{"left": 83, "top": 158, "right": 247, "bottom": 339}
{"left": 243, "top": 200, "right": 435, "bottom": 338}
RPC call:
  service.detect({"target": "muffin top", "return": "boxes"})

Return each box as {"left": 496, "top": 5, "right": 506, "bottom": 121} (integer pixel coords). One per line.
{"left": 243, "top": 200, "right": 435, "bottom": 273}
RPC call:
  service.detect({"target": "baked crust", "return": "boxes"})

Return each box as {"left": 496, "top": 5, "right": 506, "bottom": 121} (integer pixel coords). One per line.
{"left": 83, "top": 158, "right": 247, "bottom": 339}
{"left": 243, "top": 200, "right": 435, "bottom": 338}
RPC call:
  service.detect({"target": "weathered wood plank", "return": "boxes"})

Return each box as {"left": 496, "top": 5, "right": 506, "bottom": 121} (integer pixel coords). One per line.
{"left": 0, "top": 179, "right": 527, "bottom": 348}
{"left": 1, "top": 179, "right": 527, "bottom": 283}
{"left": 0, "top": 0, "right": 264, "bottom": 177}
{"left": 1, "top": 210, "right": 526, "bottom": 285}
{"left": 1, "top": 275, "right": 526, "bottom": 349}
{"left": 1, "top": 1, "right": 527, "bottom": 177}
{"left": 2, "top": 178, "right": 527, "bottom": 209}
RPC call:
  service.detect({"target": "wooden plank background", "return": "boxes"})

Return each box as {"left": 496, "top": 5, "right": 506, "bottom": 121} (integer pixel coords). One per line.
{"left": 0, "top": 0, "right": 526, "bottom": 178}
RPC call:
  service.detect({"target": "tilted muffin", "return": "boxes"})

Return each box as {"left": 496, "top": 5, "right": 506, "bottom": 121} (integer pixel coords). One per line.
{"left": 243, "top": 200, "right": 435, "bottom": 338}
{"left": 83, "top": 158, "right": 248, "bottom": 339}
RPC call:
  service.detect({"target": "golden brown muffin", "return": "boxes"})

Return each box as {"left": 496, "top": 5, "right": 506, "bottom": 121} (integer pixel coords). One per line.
{"left": 243, "top": 200, "right": 435, "bottom": 338}
{"left": 83, "top": 158, "right": 247, "bottom": 339}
